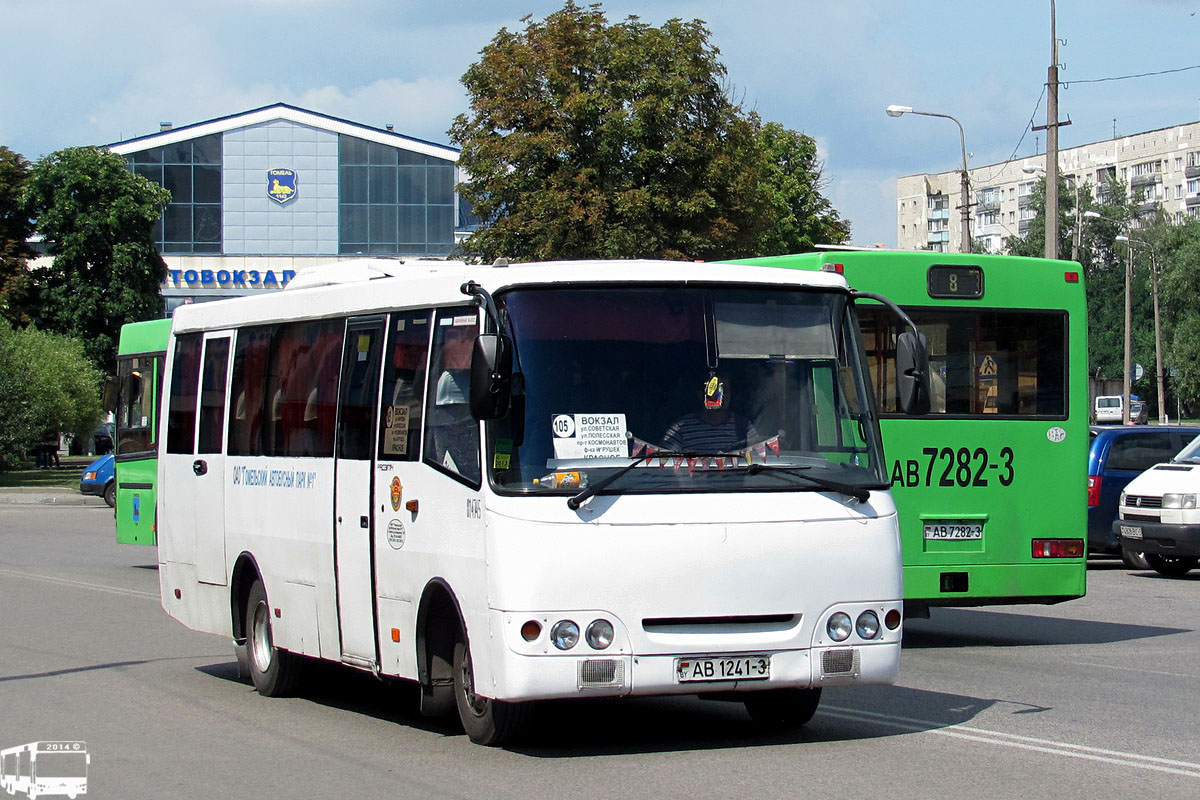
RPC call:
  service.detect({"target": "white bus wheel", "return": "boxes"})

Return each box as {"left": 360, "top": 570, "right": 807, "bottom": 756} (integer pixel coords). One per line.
{"left": 452, "top": 639, "right": 531, "bottom": 746}
{"left": 245, "top": 579, "right": 304, "bottom": 697}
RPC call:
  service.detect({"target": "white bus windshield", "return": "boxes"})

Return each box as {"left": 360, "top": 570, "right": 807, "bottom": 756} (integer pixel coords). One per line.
{"left": 488, "top": 286, "right": 886, "bottom": 496}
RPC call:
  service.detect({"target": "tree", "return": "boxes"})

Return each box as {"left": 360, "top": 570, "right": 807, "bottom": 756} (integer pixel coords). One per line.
{"left": 1155, "top": 218, "right": 1200, "bottom": 407}
{"left": 0, "top": 146, "right": 35, "bottom": 325}
{"left": 450, "top": 2, "right": 839, "bottom": 262}
{"left": 754, "top": 122, "right": 850, "bottom": 255}
{"left": 21, "top": 146, "right": 170, "bottom": 372}
{"left": 0, "top": 321, "right": 103, "bottom": 469}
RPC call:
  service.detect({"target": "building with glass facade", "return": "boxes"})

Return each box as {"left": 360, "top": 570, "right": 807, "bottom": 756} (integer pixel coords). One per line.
{"left": 107, "top": 104, "right": 468, "bottom": 313}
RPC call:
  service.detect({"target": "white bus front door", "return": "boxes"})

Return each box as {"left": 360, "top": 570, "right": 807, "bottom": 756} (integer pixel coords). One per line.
{"left": 194, "top": 333, "right": 232, "bottom": 585}
{"left": 334, "top": 316, "right": 386, "bottom": 667}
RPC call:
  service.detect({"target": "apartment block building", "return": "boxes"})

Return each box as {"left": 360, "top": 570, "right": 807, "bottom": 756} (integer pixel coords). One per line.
{"left": 896, "top": 120, "right": 1200, "bottom": 253}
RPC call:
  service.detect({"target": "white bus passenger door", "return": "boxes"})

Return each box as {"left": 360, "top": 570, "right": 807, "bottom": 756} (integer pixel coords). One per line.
{"left": 161, "top": 333, "right": 204, "bottom": 567}
{"left": 334, "top": 317, "right": 386, "bottom": 667}
{"left": 194, "top": 333, "right": 232, "bottom": 585}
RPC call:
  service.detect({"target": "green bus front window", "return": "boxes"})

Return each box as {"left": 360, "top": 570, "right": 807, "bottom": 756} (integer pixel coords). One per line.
{"left": 117, "top": 356, "right": 157, "bottom": 455}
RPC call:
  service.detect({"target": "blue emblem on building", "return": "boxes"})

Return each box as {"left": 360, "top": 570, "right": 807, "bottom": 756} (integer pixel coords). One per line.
{"left": 267, "top": 168, "right": 298, "bottom": 204}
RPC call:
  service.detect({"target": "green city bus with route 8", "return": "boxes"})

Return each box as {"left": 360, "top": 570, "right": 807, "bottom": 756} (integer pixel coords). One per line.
{"left": 725, "top": 250, "right": 1087, "bottom": 614}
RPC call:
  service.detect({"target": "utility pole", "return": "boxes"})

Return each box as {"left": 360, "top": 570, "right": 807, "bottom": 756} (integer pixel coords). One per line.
{"left": 1033, "top": 1, "right": 1071, "bottom": 261}
{"left": 1152, "top": 255, "right": 1166, "bottom": 424}
{"left": 1123, "top": 245, "right": 1132, "bottom": 425}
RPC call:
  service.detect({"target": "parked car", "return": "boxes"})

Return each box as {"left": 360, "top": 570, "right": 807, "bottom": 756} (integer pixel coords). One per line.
{"left": 1115, "top": 432, "right": 1200, "bottom": 576}
{"left": 1128, "top": 400, "right": 1149, "bottom": 424}
{"left": 80, "top": 454, "right": 115, "bottom": 508}
{"left": 1087, "top": 425, "right": 1200, "bottom": 567}
{"left": 1094, "top": 395, "right": 1124, "bottom": 424}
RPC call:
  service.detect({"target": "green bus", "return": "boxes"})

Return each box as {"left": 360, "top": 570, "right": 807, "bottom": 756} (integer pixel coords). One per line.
{"left": 114, "top": 318, "right": 170, "bottom": 545}
{"left": 725, "top": 250, "right": 1087, "bottom": 614}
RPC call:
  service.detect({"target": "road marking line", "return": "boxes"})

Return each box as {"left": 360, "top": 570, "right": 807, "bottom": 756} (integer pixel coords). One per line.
{"left": 0, "top": 568, "right": 158, "bottom": 600}
{"left": 823, "top": 705, "right": 1200, "bottom": 778}
{"left": 1062, "top": 659, "right": 1200, "bottom": 680}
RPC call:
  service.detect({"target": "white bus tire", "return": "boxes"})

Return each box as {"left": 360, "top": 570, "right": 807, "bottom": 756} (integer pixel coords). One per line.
{"left": 743, "top": 687, "right": 821, "bottom": 729}
{"left": 245, "top": 579, "right": 304, "bottom": 697}
{"left": 453, "top": 639, "right": 530, "bottom": 745}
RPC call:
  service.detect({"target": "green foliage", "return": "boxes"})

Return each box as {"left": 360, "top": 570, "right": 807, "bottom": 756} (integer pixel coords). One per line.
{"left": 0, "top": 146, "right": 36, "bottom": 325}
{"left": 754, "top": 122, "right": 850, "bottom": 255}
{"left": 21, "top": 146, "right": 170, "bottom": 372}
{"left": 450, "top": 2, "right": 843, "bottom": 262}
{"left": 1155, "top": 218, "right": 1200, "bottom": 405}
{"left": 0, "top": 320, "right": 103, "bottom": 469}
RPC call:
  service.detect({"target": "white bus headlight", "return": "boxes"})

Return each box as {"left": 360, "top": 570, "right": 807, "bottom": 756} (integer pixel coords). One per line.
{"left": 827, "top": 612, "right": 852, "bottom": 642}
{"left": 1163, "top": 493, "right": 1197, "bottom": 509}
{"left": 855, "top": 610, "right": 881, "bottom": 640}
{"left": 585, "top": 619, "right": 614, "bottom": 650}
{"left": 551, "top": 620, "right": 580, "bottom": 650}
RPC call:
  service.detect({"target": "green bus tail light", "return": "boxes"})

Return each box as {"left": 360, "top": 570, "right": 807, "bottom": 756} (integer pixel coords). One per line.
{"left": 1032, "top": 539, "right": 1084, "bottom": 558}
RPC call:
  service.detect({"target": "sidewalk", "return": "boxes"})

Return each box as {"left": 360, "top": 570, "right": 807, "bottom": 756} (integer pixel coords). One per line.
{"left": 0, "top": 487, "right": 107, "bottom": 506}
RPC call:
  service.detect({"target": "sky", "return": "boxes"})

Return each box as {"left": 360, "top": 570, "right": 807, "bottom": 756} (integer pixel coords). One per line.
{"left": 3, "top": 0, "right": 1200, "bottom": 248}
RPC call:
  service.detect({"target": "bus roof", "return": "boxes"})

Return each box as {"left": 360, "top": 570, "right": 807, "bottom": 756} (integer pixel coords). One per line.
{"left": 117, "top": 317, "right": 171, "bottom": 355}
{"left": 168, "top": 258, "right": 851, "bottom": 334}
{"left": 723, "top": 250, "right": 1086, "bottom": 311}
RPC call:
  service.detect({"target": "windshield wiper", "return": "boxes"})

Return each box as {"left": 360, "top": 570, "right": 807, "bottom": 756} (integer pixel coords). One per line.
{"left": 742, "top": 463, "right": 872, "bottom": 502}
{"left": 566, "top": 451, "right": 725, "bottom": 510}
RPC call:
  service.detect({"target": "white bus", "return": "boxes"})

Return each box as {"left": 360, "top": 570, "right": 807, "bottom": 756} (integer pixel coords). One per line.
{"left": 157, "top": 258, "right": 929, "bottom": 745}
{"left": 0, "top": 741, "right": 89, "bottom": 800}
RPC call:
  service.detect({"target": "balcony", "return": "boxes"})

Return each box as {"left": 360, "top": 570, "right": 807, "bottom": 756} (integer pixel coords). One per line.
{"left": 1187, "top": 165, "right": 1200, "bottom": 179}
{"left": 927, "top": 231, "right": 949, "bottom": 244}
{"left": 976, "top": 199, "right": 1001, "bottom": 213}
{"left": 1131, "top": 172, "right": 1161, "bottom": 188}
{"left": 928, "top": 208, "right": 950, "bottom": 220}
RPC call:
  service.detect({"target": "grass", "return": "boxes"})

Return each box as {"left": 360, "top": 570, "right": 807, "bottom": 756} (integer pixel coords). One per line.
{"left": 0, "top": 458, "right": 95, "bottom": 490}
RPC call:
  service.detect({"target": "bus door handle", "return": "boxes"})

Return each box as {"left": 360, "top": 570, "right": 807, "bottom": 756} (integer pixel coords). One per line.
{"left": 360, "top": 516, "right": 369, "bottom": 528}
{"left": 192, "top": 460, "right": 207, "bottom": 476}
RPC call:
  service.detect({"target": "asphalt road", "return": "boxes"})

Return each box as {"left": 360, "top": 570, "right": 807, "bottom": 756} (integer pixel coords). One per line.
{"left": 2, "top": 504, "right": 1198, "bottom": 800}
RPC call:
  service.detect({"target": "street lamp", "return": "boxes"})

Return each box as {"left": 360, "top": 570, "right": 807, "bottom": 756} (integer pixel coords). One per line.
{"left": 887, "top": 104, "right": 971, "bottom": 253}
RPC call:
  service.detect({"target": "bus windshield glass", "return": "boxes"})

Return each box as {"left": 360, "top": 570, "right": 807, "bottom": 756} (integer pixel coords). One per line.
{"left": 488, "top": 286, "right": 886, "bottom": 495}
{"left": 34, "top": 752, "right": 87, "bottom": 778}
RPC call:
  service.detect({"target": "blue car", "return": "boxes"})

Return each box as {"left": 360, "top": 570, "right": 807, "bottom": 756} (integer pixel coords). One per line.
{"left": 1088, "top": 425, "right": 1200, "bottom": 566}
{"left": 80, "top": 454, "right": 115, "bottom": 507}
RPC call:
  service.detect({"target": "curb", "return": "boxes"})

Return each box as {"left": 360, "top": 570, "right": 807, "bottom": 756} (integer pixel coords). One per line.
{"left": 0, "top": 493, "right": 107, "bottom": 506}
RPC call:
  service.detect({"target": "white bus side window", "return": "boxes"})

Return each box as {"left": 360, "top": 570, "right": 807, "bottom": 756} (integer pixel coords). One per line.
{"left": 167, "top": 333, "right": 203, "bottom": 455}
{"left": 196, "top": 338, "right": 230, "bottom": 455}
{"left": 227, "top": 326, "right": 275, "bottom": 456}
{"left": 423, "top": 307, "right": 480, "bottom": 485}
{"left": 379, "top": 310, "right": 432, "bottom": 461}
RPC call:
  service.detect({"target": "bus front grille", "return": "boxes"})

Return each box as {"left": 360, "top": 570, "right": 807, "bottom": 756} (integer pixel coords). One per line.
{"left": 578, "top": 659, "right": 625, "bottom": 690}
{"left": 821, "top": 648, "right": 860, "bottom": 677}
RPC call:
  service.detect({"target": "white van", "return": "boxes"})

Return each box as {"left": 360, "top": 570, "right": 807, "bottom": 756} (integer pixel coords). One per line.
{"left": 1094, "top": 395, "right": 1124, "bottom": 424}
{"left": 1114, "top": 433, "right": 1200, "bottom": 576}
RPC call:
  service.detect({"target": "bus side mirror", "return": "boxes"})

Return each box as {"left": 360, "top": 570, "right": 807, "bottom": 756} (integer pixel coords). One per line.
{"left": 896, "top": 332, "right": 931, "bottom": 416}
{"left": 470, "top": 333, "right": 513, "bottom": 420}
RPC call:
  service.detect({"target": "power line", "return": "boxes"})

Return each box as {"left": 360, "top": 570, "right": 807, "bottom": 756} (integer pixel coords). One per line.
{"left": 1063, "top": 64, "right": 1200, "bottom": 87}
{"left": 977, "top": 86, "right": 1046, "bottom": 183}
